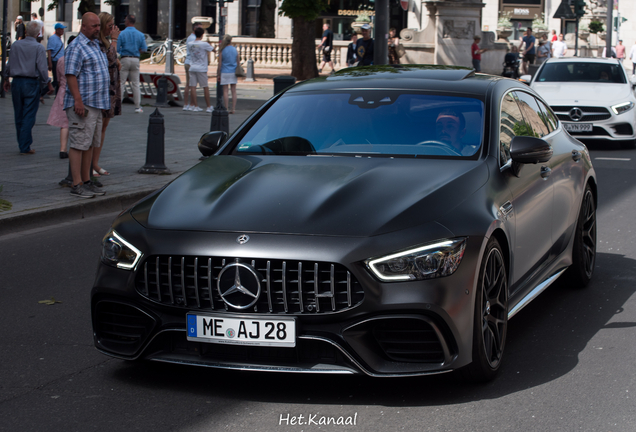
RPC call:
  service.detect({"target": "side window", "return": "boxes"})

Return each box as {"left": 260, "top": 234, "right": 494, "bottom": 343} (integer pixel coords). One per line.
{"left": 514, "top": 91, "right": 550, "bottom": 138}
{"left": 499, "top": 92, "right": 524, "bottom": 167}
{"left": 536, "top": 98, "right": 558, "bottom": 132}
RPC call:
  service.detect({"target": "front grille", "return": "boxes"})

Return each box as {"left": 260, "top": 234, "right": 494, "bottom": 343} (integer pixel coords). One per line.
{"left": 552, "top": 105, "right": 611, "bottom": 122}
{"left": 94, "top": 301, "right": 156, "bottom": 356}
{"left": 372, "top": 318, "right": 445, "bottom": 363}
{"left": 135, "top": 256, "right": 364, "bottom": 314}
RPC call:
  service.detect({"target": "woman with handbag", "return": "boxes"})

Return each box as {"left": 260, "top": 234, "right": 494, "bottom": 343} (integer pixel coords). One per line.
{"left": 217, "top": 34, "right": 238, "bottom": 114}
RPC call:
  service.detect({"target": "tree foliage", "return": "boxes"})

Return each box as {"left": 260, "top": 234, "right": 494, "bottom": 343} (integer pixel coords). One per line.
{"left": 278, "top": 0, "right": 329, "bottom": 81}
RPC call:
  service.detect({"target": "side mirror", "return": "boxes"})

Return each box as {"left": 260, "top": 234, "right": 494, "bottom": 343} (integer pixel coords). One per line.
{"left": 510, "top": 136, "right": 553, "bottom": 164}
{"left": 198, "top": 131, "right": 228, "bottom": 157}
{"left": 519, "top": 75, "right": 532, "bottom": 85}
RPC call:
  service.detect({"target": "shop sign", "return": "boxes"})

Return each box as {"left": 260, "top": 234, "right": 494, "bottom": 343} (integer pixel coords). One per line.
{"left": 514, "top": 8, "right": 530, "bottom": 15}
{"left": 338, "top": 10, "right": 375, "bottom": 17}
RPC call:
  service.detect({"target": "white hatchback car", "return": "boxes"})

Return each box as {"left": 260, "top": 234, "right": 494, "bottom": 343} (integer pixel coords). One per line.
{"left": 527, "top": 57, "right": 636, "bottom": 149}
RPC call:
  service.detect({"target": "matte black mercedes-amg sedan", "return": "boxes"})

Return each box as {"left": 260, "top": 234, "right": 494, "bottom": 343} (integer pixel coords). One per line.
{"left": 92, "top": 65, "right": 597, "bottom": 381}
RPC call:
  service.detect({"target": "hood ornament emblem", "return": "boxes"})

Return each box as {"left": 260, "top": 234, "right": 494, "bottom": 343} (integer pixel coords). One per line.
{"left": 236, "top": 234, "right": 250, "bottom": 245}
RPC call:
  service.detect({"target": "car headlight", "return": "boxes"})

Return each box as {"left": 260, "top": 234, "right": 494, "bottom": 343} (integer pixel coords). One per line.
{"left": 366, "top": 238, "right": 467, "bottom": 282}
{"left": 611, "top": 101, "right": 635, "bottom": 115}
{"left": 101, "top": 230, "right": 143, "bottom": 270}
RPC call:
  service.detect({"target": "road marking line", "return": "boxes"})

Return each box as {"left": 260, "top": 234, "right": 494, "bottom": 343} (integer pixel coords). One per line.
{"left": 594, "top": 157, "right": 631, "bottom": 161}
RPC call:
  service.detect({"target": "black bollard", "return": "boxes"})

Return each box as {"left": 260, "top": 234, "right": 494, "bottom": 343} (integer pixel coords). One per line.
{"left": 273, "top": 76, "right": 296, "bottom": 95}
{"left": 155, "top": 76, "right": 169, "bottom": 107}
{"left": 210, "top": 80, "right": 229, "bottom": 134}
{"left": 139, "top": 108, "right": 171, "bottom": 174}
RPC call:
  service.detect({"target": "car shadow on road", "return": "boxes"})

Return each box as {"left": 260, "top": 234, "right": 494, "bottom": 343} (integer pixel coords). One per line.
{"left": 110, "top": 252, "right": 636, "bottom": 407}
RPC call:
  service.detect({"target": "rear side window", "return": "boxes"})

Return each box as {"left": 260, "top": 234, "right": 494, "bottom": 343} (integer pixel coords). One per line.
{"left": 514, "top": 91, "right": 550, "bottom": 138}
{"left": 536, "top": 99, "right": 558, "bottom": 132}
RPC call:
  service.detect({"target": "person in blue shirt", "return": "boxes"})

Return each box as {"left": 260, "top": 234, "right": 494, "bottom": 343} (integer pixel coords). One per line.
{"left": 117, "top": 14, "right": 147, "bottom": 113}
{"left": 520, "top": 27, "right": 536, "bottom": 75}
{"left": 47, "top": 23, "right": 66, "bottom": 93}
{"left": 355, "top": 24, "right": 374, "bottom": 66}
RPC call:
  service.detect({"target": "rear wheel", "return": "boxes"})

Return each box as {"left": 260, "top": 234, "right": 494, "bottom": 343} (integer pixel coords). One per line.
{"left": 150, "top": 45, "right": 166, "bottom": 64}
{"left": 462, "top": 237, "right": 508, "bottom": 382}
{"left": 565, "top": 185, "right": 596, "bottom": 288}
{"left": 174, "top": 45, "right": 187, "bottom": 66}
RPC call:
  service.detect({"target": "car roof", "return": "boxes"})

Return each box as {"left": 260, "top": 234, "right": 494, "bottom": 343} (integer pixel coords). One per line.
{"left": 285, "top": 65, "right": 506, "bottom": 96}
{"left": 544, "top": 57, "right": 621, "bottom": 65}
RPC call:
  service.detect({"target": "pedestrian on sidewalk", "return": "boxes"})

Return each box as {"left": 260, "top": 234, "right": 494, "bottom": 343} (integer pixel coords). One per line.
{"left": 217, "top": 34, "right": 237, "bottom": 114}
{"left": 64, "top": 12, "right": 110, "bottom": 199}
{"left": 355, "top": 24, "right": 374, "bottom": 66}
{"left": 92, "top": 12, "right": 121, "bottom": 178}
{"left": 520, "top": 27, "right": 536, "bottom": 75}
{"left": 47, "top": 36, "right": 76, "bottom": 159}
{"left": 346, "top": 34, "right": 358, "bottom": 67}
{"left": 471, "top": 35, "right": 488, "bottom": 72}
{"left": 31, "top": 12, "right": 44, "bottom": 43}
{"left": 15, "top": 16, "right": 25, "bottom": 41}
{"left": 183, "top": 22, "right": 203, "bottom": 111}
{"left": 118, "top": 14, "right": 147, "bottom": 113}
{"left": 47, "top": 23, "right": 66, "bottom": 93}
{"left": 187, "top": 27, "right": 214, "bottom": 113}
{"left": 388, "top": 28, "right": 400, "bottom": 65}
{"left": 317, "top": 23, "right": 334, "bottom": 74}
{"left": 3, "top": 20, "right": 53, "bottom": 155}
{"left": 629, "top": 42, "right": 636, "bottom": 76}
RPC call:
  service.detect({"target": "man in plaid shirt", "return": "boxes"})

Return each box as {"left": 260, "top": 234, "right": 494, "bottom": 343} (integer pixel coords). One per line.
{"left": 64, "top": 12, "right": 110, "bottom": 199}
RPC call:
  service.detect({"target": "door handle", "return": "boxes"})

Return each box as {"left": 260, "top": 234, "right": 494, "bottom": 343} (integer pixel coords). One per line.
{"left": 541, "top": 166, "right": 551, "bottom": 179}
{"left": 572, "top": 150, "right": 582, "bottom": 162}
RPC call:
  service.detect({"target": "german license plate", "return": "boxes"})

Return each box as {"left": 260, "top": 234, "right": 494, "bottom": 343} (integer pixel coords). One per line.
{"left": 563, "top": 123, "right": 592, "bottom": 132}
{"left": 186, "top": 313, "right": 296, "bottom": 347}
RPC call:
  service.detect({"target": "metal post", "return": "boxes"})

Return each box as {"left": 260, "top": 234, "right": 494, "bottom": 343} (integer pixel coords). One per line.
{"left": 575, "top": 18, "right": 579, "bottom": 57}
{"left": 606, "top": 1, "right": 613, "bottom": 58}
{"left": 374, "top": 0, "right": 389, "bottom": 66}
{"left": 211, "top": 0, "right": 229, "bottom": 133}
{"left": 1, "top": 0, "right": 8, "bottom": 98}
{"left": 164, "top": 0, "right": 174, "bottom": 74}
{"left": 139, "top": 108, "right": 171, "bottom": 174}
{"left": 245, "top": 58, "right": 255, "bottom": 82}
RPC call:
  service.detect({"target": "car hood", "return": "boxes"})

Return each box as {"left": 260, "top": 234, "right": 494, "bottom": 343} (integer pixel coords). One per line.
{"left": 532, "top": 81, "right": 633, "bottom": 106}
{"left": 132, "top": 155, "right": 488, "bottom": 237}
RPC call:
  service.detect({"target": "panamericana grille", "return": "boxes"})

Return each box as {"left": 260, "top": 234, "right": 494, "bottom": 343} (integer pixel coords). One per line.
{"left": 372, "top": 319, "right": 445, "bottom": 363}
{"left": 94, "top": 301, "right": 156, "bottom": 356}
{"left": 552, "top": 106, "right": 611, "bottom": 122}
{"left": 135, "top": 256, "right": 364, "bottom": 314}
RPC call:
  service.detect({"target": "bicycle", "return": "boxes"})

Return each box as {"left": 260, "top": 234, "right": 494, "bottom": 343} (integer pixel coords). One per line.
{"left": 150, "top": 39, "right": 187, "bottom": 65}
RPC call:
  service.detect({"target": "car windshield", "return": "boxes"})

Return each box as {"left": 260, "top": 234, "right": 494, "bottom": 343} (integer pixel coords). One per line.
{"left": 234, "top": 92, "right": 485, "bottom": 158}
{"left": 536, "top": 62, "right": 627, "bottom": 83}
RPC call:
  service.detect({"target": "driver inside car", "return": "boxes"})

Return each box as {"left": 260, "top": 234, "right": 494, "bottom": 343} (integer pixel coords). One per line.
{"left": 435, "top": 109, "right": 475, "bottom": 155}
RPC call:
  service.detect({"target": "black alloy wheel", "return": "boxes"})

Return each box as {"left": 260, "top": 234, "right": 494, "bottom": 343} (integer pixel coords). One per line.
{"left": 566, "top": 185, "right": 596, "bottom": 287}
{"left": 463, "top": 237, "right": 508, "bottom": 382}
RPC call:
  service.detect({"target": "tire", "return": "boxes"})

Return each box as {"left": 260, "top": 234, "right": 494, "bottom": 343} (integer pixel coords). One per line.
{"left": 150, "top": 45, "right": 166, "bottom": 64}
{"left": 565, "top": 185, "right": 596, "bottom": 288}
{"left": 462, "top": 237, "right": 508, "bottom": 383}
{"left": 175, "top": 46, "right": 186, "bottom": 66}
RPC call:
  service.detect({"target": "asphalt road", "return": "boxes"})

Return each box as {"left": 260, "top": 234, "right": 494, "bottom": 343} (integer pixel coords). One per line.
{"left": 1, "top": 144, "right": 636, "bottom": 432}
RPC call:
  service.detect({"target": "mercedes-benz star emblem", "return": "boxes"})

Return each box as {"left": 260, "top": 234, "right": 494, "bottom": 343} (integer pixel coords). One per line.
{"left": 217, "top": 262, "right": 261, "bottom": 309}
{"left": 569, "top": 107, "right": 583, "bottom": 122}
{"left": 236, "top": 234, "right": 250, "bottom": 245}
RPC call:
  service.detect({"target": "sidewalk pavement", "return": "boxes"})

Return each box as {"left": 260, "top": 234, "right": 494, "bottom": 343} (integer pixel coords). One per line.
{"left": 0, "top": 80, "right": 277, "bottom": 236}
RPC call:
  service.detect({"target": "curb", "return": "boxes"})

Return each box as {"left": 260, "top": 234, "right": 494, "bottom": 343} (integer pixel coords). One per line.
{"left": 0, "top": 189, "right": 156, "bottom": 237}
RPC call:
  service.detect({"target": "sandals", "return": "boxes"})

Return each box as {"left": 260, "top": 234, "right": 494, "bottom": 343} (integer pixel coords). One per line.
{"left": 92, "top": 168, "right": 110, "bottom": 177}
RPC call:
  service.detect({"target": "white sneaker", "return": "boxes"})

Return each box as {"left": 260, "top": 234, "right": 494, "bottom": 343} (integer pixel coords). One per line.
{"left": 192, "top": 106, "right": 203, "bottom": 112}
{"left": 135, "top": 108, "right": 143, "bottom": 113}
{"left": 182, "top": 105, "right": 191, "bottom": 111}
{"left": 206, "top": 106, "right": 214, "bottom": 113}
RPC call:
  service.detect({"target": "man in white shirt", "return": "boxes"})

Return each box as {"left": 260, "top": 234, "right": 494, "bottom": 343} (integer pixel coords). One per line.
{"left": 629, "top": 42, "right": 636, "bottom": 76}
{"left": 31, "top": 12, "right": 43, "bottom": 42}
{"left": 186, "top": 27, "right": 214, "bottom": 113}
{"left": 182, "top": 22, "right": 202, "bottom": 111}
{"left": 551, "top": 33, "right": 567, "bottom": 58}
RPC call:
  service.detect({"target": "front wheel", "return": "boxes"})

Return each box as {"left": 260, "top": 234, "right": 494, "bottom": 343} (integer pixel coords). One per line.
{"left": 150, "top": 45, "right": 166, "bottom": 64}
{"left": 462, "top": 237, "right": 508, "bottom": 382}
{"left": 565, "top": 185, "right": 596, "bottom": 288}
{"left": 174, "top": 46, "right": 187, "bottom": 66}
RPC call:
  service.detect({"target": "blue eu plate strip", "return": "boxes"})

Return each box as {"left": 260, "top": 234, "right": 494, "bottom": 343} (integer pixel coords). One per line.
{"left": 187, "top": 314, "right": 197, "bottom": 338}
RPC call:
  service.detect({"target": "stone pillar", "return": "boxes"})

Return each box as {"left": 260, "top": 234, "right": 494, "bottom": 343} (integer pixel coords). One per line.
{"left": 130, "top": 0, "right": 147, "bottom": 33}
{"left": 157, "top": 0, "right": 170, "bottom": 38}
{"left": 426, "top": 0, "right": 485, "bottom": 69}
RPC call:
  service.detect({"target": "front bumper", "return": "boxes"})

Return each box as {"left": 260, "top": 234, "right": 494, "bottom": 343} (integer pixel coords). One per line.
{"left": 553, "top": 105, "right": 636, "bottom": 142}
{"left": 91, "top": 225, "right": 483, "bottom": 377}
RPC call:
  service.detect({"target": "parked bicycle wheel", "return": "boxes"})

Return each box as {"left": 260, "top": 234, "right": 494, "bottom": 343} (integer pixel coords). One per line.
{"left": 175, "top": 45, "right": 187, "bottom": 66}
{"left": 150, "top": 45, "right": 166, "bottom": 64}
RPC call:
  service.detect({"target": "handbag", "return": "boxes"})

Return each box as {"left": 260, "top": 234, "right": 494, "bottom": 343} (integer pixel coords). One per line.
{"left": 235, "top": 61, "right": 246, "bottom": 77}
